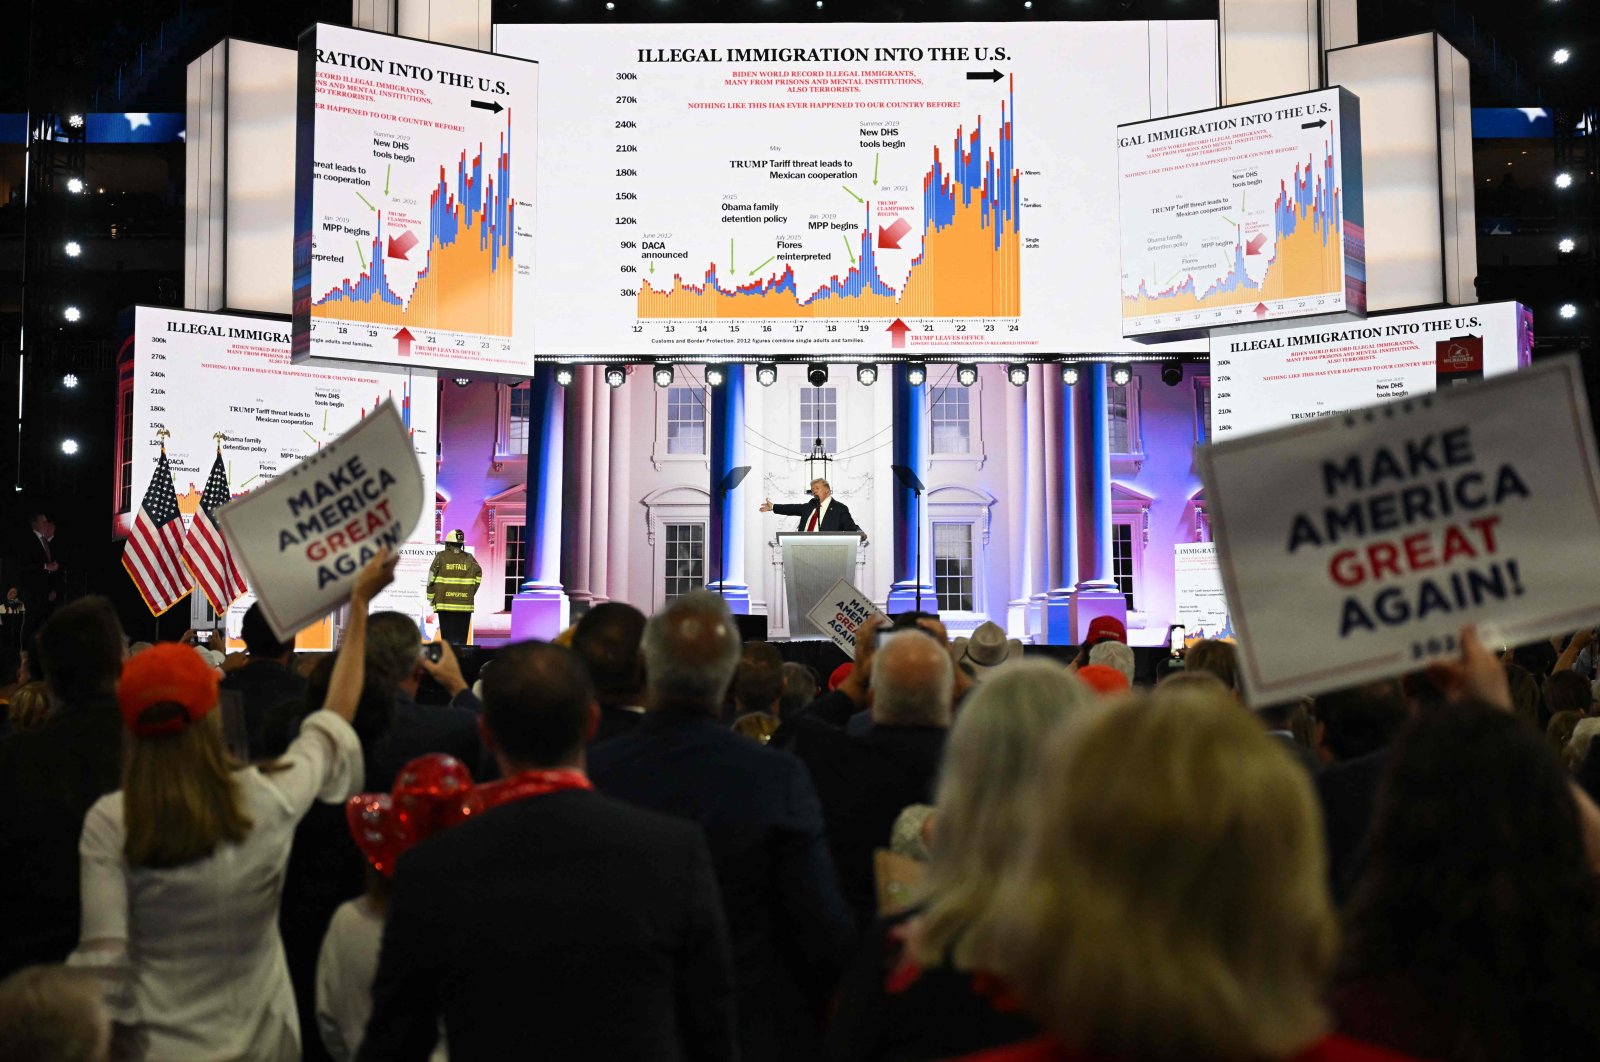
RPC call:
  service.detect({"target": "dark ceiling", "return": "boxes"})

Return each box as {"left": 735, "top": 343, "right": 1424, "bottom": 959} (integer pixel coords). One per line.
{"left": 3, "top": 0, "right": 1594, "bottom": 114}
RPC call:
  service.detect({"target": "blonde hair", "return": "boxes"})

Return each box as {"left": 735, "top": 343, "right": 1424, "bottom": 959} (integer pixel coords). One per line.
{"left": 6, "top": 682, "right": 52, "bottom": 734}
{"left": 1566, "top": 717, "right": 1600, "bottom": 771}
{"left": 0, "top": 965, "right": 109, "bottom": 1062}
{"left": 123, "top": 706, "right": 252, "bottom": 869}
{"left": 913, "top": 661, "right": 1093, "bottom": 970}
{"left": 981, "top": 682, "right": 1337, "bottom": 1060}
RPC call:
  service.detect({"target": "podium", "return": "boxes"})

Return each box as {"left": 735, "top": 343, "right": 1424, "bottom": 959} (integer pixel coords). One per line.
{"left": 778, "top": 532, "right": 866, "bottom": 639}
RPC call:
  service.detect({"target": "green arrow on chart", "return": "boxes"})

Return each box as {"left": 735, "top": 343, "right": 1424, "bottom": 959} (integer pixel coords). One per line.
{"left": 355, "top": 240, "right": 367, "bottom": 270}
{"left": 730, "top": 239, "right": 735, "bottom": 273}
{"left": 649, "top": 260, "right": 655, "bottom": 274}
{"left": 355, "top": 191, "right": 376, "bottom": 212}
{"left": 843, "top": 185, "right": 864, "bottom": 204}
{"left": 384, "top": 164, "right": 391, "bottom": 196}
{"left": 842, "top": 234, "right": 856, "bottom": 264}
{"left": 303, "top": 429, "right": 320, "bottom": 445}
{"left": 873, "top": 153, "right": 879, "bottom": 186}
{"left": 240, "top": 473, "right": 259, "bottom": 488}
{"left": 323, "top": 408, "right": 329, "bottom": 431}
{"left": 749, "top": 255, "right": 775, "bottom": 276}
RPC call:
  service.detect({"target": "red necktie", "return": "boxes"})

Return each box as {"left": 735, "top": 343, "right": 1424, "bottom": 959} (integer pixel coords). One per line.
{"left": 807, "top": 506, "right": 820, "bottom": 532}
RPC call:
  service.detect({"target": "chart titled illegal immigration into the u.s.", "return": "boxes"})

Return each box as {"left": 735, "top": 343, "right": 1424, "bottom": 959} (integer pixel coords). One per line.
{"left": 496, "top": 21, "right": 1218, "bottom": 357}
{"left": 292, "top": 24, "right": 537, "bottom": 373}
{"left": 1118, "top": 87, "right": 1365, "bottom": 339}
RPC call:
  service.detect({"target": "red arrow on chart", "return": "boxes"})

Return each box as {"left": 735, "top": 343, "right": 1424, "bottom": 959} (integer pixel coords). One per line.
{"left": 1245, "top": 232, "right": 1267, "bottom": 255}
{"left": 1253, "top": 303, "right": 1269, "bottom": 319}
{"left": 386, "top": 230, "right": 419, "bottom": 259}
{"left": 877, "top": 218, "right": 912, "bottom": 249}
{"left": 887, "top": 318, "right": 911, "bottom": 349}
{"left": 395, "top": 327, "right": 415, "bottom": 357}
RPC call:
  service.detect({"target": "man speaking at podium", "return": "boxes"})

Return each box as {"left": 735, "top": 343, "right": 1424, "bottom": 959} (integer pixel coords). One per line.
{"left": 760, "top": 478, "right": 862, "bottom": 534}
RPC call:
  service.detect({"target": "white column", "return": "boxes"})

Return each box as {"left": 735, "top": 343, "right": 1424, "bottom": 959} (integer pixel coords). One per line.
{"left": 1219, "top": 0, "right": 1358, "bottom": 104}
{"left": 606, "top": 376, "right": 633, "bottom": 605}
{"left": 1004, "top": 377, "right": 1030, "bottom": 636}
{"left": 588, "top": 368, "right": 612, "bottom": 603}
{"left": 564, "top": 368, "right": 595, "bottom": 608}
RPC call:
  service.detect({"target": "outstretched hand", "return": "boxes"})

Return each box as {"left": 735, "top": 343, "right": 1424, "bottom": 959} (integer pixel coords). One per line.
{"left": 759, "top": 498, "right": 774, "bottom": 512}
{"left": 1425, "top": 625, "right": 1511, "bottom": 712}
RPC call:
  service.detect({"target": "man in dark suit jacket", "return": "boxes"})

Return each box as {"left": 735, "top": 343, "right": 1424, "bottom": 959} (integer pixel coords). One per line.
{"left": 0, "top": 597, "right": 125, "bottom": 978}
{"left": 789, "top": 624, "right": 953, "bottom": 925}
{"left": 570, "top": 601, "right": 649, "bottom": 743}
{"left": 761, "top": 477, "right": 863, "bottom": 534}
{"left": 589, "top": 592, "right": 857, "bottom": 1062}
{"left": 364, "top": 612, "right": 488, "bottom": 791}
{"left": 220, "top": 602, "right": 308, "bottom": 759}
{"left": 359, "top": 641, "right": 737, "bottom": 1062}
{"left": 15, "top": 510, "right": 64, "bottom": 642}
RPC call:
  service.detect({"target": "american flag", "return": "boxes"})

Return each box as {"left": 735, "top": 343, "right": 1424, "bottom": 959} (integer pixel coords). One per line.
{"left": 122, "top": 446, "right": 192, "bottom": 615}
{"left": 183, "top": 449, "right": 248, "bottom": 613}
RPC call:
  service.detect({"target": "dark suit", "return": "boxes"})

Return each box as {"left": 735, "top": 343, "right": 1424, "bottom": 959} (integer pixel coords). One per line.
{"left": 14, "top": 531, "right": 62, "bottom": 640}
{"left": 1315, "top": 747, "right": 1390, "bottom": 905}
{"left": 589, "top": 711, "right": 857, "bottom": 1062}
{"left": 0, "top": 694, "right": 122, "bottom": 977}
{"left": 358, "top": 789, "right": 738, "bottom": 1062}
{"left": 220, "top": 659, "right": 308, "bottom": 760}
{"left": 790, "top": 716, "right": 948, "bottom": 925}
{"left": 367, "top": 688, "right": 488, "bottom": 793}
{"left": 771, "top": 497, "right": 861, "bottom": 533}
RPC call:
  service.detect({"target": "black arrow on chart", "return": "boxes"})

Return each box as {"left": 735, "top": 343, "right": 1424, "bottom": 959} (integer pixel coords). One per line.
{"left": 1301, "top": 118, "right": 1327, "bottom": 129}
{"left": 471, "top": 99, "right": 504, "bottom": 114}
{"left": 966, "top": 69, "right": 1004, "bottom": 82}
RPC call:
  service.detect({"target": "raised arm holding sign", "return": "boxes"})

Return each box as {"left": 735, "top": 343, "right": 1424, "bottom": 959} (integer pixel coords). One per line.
{"left": 1199, "top": 357, "right": 1600, "bottom": 705}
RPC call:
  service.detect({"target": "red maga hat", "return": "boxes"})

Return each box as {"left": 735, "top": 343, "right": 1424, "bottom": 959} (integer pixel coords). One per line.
{"left": 117, "top": 642, "right": 220, "bottom": 737}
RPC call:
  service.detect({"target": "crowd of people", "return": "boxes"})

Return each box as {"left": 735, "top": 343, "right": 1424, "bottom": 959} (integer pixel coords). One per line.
{"left": 4, "top": 545, "right": 1600, "bottom": 1061}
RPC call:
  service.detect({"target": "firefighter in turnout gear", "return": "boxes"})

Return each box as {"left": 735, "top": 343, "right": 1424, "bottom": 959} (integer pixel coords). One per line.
{"left": 428, "top": 529, "right": 482, "bottom": 645}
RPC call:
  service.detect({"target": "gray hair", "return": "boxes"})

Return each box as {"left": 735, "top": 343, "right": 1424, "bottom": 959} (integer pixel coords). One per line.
{"left": 642, "top": 591, "right": 742, "bottom": 705}
{"left": 810, "top": 478, "right": 831, "bottom": 490}
{"left": 1089, "top": 640, "right": 1136, "bottom": 684}
{"left": 871, "top": 632, "right": 954, "bottom": 727}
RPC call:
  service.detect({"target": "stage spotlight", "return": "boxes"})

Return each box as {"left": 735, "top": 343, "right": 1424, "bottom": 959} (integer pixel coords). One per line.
{"left": 63, "top": 305, "right": 81, "bottom": 322}
{"left": 856, "top": 363, "right": 878, "bottom": 386}
{"left": 1553, "top": 47, "right": 1571, "bottom": 64}
{"left": 554, "top": 366, "right": 574, "bottom": 387}
{"left": 604, "top": 364, "right": 627, "bottom": 388}
{"left": 1560, "top": 303, "right": 1578, "bottom": 319}
{"left": 1007, "top": 363, "right": 1029, "bottom": 387}
{"left": 62, "top": 373, "right": 79, "bottom": 389}
{"left": 905, "top": 362, "right": 927, "bottom": 386}
{"left": 654, "top": 363, "right": 675, "bottom": 388}
{"left": 1559, "top": 237, "right": 1577, "bottom": 253}
{"left": 1061, "top": 365, "right": 1080, "bottom": 386}
{"left": 64, "top": 240, "right": 81, "bottom": 258}
{"left": 956, "top": 363, "right": 978, "bottom": 387}
{"left": 755, "top": 363, "right": 778, "bottom": 387}
{"left": 67, "top": 114, "right": 84, "bottom": 129}
{"left": 1556, "top": 172, "right": 1574, "bottom": 189}
{"left": 452, "top": 376, "right": 470, "bottom": 387}
{"left": 66, "top": 177, "right": 84, "bottom": 194}
{"left": 1112, "top": 364, "right": 1132, "bottom": 387}
{"left": 1161, "top": 361, "right": 1184, "bottom": 387}
{"left": 61, "top": 438, "right": 79, "bottom": 455}
{"left": 807, "top": 363, "right": 829, "bottom": 387}
{"left": 705, "top": 366, "right": 725, "bottom": 387}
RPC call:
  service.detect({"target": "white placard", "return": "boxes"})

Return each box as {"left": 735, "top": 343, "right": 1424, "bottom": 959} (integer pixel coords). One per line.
{"left": 496, "top": 20, "right": 1218, "bottom": 356}
{"left": 293, "top": 24, "right": 538, "bottom": 373}
{"left": 1211, "top": 302, "right": 1533, "bottom": 439}
{"left": 1173, "top": 543, "right": 1234, "bottom": 640}
{"left": 1118, "top": 86, "right": 1364, "bottom": 338}
{"left": 218, "top": 401, "right": 425, "bottom": 639}
{"left": 1199, "top": 358, "right": 1600, "bottom": 704}
{"left": 805, "top": 578, "right": 887, "bottom": 659}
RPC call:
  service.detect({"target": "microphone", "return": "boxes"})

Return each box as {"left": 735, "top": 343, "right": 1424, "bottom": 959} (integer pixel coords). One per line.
{"left": 804, "top": 489, "right": 815, "bottom": 496}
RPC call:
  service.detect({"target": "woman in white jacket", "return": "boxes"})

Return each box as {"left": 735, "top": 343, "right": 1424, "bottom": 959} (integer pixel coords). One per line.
{"left": 70, "top": 550, "right": 397, "bottom": 1061}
